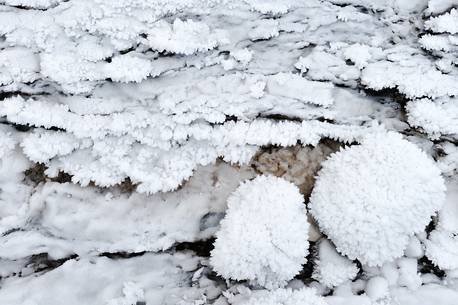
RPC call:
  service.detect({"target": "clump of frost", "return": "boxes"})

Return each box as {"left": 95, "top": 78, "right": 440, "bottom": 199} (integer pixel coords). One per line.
{"left": 424, "top": 9, "right": 458, "bottom": 34}
{"left": 426, "top": 230, "right": 458, "bottom": 271}
{"left": 426, "top": 180, "right": 458, "bottom": 270}
{"left": 229, "top": 287, "right": 326, "bottom": 305}
{"left": 406, "top": 98, "right": 458, "bottom": 139}
{"left": 312, "top": 239, "right": 358, "bottom": 288}
{"left": 310, "top": 132, "right": 446, "bottom": 266}
{"left": 146, "top": 19, "right": 227, "bottom": 55}
{"left": 210, "top": 175, "right": 309, "bottom": 288}
{"left": 104, "top": 54, "right": 153, "bottom": 83}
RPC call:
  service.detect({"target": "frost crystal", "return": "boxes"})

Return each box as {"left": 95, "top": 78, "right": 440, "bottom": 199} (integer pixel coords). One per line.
{"left": 407, "top": 98, "right": 458, "bottom": 139}
{"left": 210, "top": 175, "right": 309, "bottom": 288}
{"left": 310, "top": 132, "right": 446, "bottom": 266}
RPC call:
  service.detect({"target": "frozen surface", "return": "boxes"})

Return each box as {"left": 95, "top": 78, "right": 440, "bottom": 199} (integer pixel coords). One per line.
{"left": 310, "top": 132, "right": 445, "bottom": 266}
{"left": 211, "top": 176, "right": 309, "bottom": 288}
{"left": 0, "top": 0, "right": 457, "bottom": 304}
{"left": 0, "top": 253, "right": 220, "bottom": 305}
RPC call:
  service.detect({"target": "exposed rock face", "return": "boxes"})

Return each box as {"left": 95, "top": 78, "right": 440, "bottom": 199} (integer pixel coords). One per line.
{"left": 252, "top": 141, "right": 341, "bottom": 198}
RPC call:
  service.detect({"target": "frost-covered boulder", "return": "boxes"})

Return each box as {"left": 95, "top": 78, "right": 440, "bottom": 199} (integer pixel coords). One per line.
{"left": 310, "top": 132, "right": 446, "bottom": 266}
{"left": 210, "top": 175, "right": 309, "bottom": 288}
{"left": 229, "top": 287, "right": 327, "bottom": 305}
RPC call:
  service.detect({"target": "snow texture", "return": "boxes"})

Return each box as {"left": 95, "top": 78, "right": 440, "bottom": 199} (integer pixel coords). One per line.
{"left": 312, "top": 239, "right": 359, "bottom": 288}
{"left": 407, "top": 98, "right": 458, "bottom": 139}
{"left": 426, "top": 179, "right": 458, "bottom": 271}
{"left": 310, "top": 132, "right": 446, "bottom": 266}
{"left": 0, "top": 252, "right": 220, "bottom": 305}
{"left": 229, "top": 287, "right": 327, "bottom": 305}
{"left": 0, "top": 0, "right": 457, "bottom": 303}
{"left": 210, "top": 175, "right": 309, "bottom": 288}
{"left": 0, "top": 162, "right": 255, "bottom": 263}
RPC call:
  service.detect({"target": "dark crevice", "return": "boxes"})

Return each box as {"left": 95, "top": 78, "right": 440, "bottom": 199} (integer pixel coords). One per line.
{"left": 23, "top": 253, "right": 79, "bottom": 276}
{"left": 1, "top": 227, "right": 23, "bottom": 237}
{"left": 0, "top": 91, "right": 32, "bottom": 101}
{"left": 116, "top": 177, "right": 138, "bottom": 193}
{"left": 1, "top": 5, "right": 50, "bottom": 11}
{"left": 172, "top": 238, "right": 216, "bottom": 257}
{"left": 425, "top": 217, "right": 438, "bottom": 237}
{"left": 362, "top": 87, "right": 409, "bottom": 105}
{"left": 224, "top": 115, "right": 238, "bottom": 123}
{"left": 354, "top": 259, "right": 364, "bottom": 278}
{"left": 294, "top": 241, "right": 317, "bottom": 283}
{"left": 99, "top": 251, "right": 146, "bottom": 259}
{"left": 418, "top": 256, "right": 445, "bottom": 278}
{"left": 12, "top": 123, "right": 32, "bottom": 132}
{"left": 24, "top": 163, "right": 73, "bottom": 185}
{"left": 258, "top": 113, "right": 303, "bottom": 122}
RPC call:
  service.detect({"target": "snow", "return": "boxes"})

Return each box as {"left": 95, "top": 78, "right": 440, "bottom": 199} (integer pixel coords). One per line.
{"left": 312, "top": 239, "right": 358, "bottom": 288}
{"left": 0, "top": 162, "right": 255, "bottom": 263}
{"left": 426, "top": 0, "right": 457, "bottom": 15}
{"left": 1, "top": 93, "right": 378, "bottom": 193}
{"left": 310, "top": 132, "right": 446, "bottom": 266}
{"left": 0, "top": 253, "right": 220, "bottom": 305}
{"left": 267, "top": 73, "right": 335, "bottom": 107}
{"left": 229, "top": 287, "right": 327, "bottom": 305}
{"left": 210, "top": 175, "right": 309, "bottom": 288}
{"left": 0, "top": 0, "right": 457, "bottom": 303}
{"left": 397, "top": 257, "right": 422, "bottom": 290}
{"left": 407, "top": 98, "right": 458, "bottom": 139}
{"left": 146, "top": 19, "right": 228, "bottom": 55}
{"left": 404, "top": 236, "right": 424, "bottom": 258}
{"left": 366, "top": 276, "right": 389, "bottom": 301}
{"left": 425, "top": 9, "right": 458, "bottom": 34}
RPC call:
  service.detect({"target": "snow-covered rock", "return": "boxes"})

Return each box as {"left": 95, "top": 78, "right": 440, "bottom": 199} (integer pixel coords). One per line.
{"left": 0, "top": 253, "right": 219, "bottom": 305}
{"left": 310, "top": 132, "right": 446, "bottom": 266}
{"left": 210, "top": 175, "right": 309, "bottom": 288}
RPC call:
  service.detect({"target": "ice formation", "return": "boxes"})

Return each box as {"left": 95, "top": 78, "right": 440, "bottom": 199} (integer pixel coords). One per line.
{"left": 0, "top": 0, "right": 457, "bottom": 304}
{"left": 310, "top": 132, "right": 446, "bottom": 266}
{"left": 210, "top": 175, "right": 309, "bottom": 288}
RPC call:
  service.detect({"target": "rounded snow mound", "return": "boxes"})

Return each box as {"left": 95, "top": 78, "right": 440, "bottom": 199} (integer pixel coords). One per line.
{"left": 231, "top": 287, "right": 327, "bottom": 305}
{"left": 312, "top": 239, "right": 358, "bottom": 287}
{"left": 310, "top": 132, "right": 445, "bottom": 266}
{"left": 210, "top": 175, "right": 309, "bottom": 288}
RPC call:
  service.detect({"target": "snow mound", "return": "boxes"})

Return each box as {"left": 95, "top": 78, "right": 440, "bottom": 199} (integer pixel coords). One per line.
{"left": 210, "top": 175, "right": 309, "bottom": 288}
{"left": 310, "top": 132, "right": 446, "bottom": 266}
{"left": 312, "top": 239, "right": 358, "bottom": 288}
